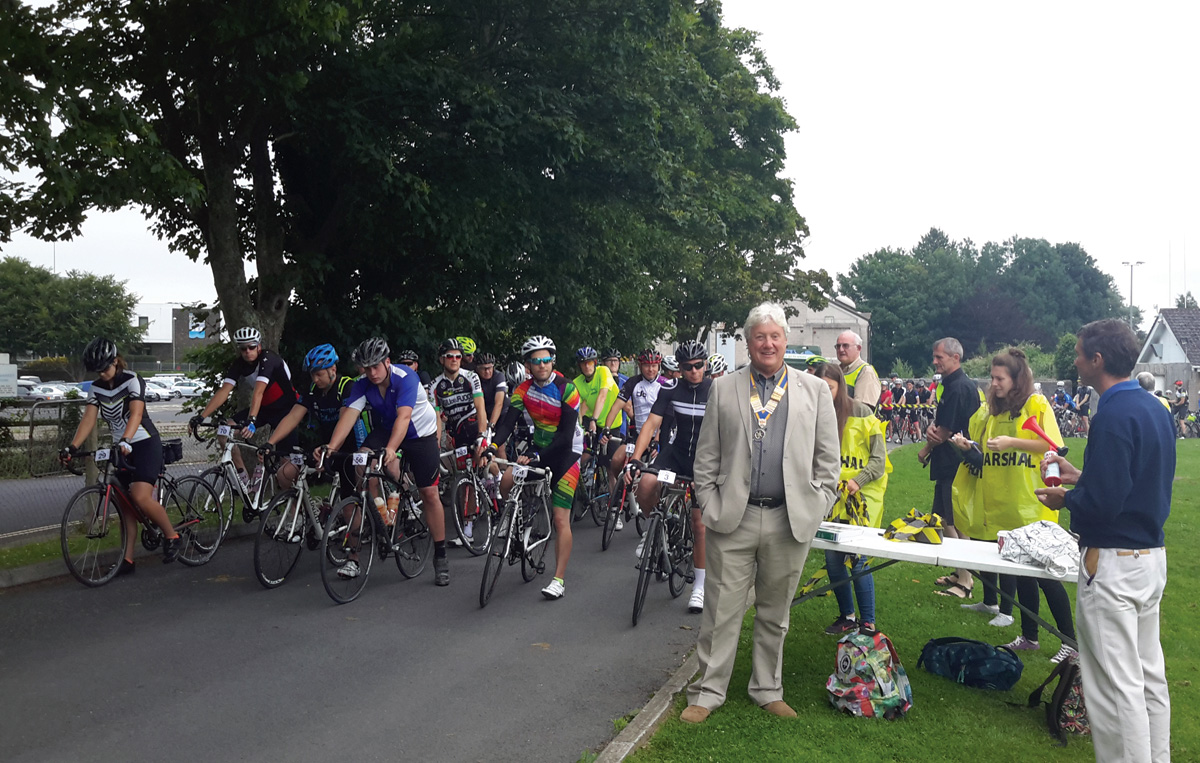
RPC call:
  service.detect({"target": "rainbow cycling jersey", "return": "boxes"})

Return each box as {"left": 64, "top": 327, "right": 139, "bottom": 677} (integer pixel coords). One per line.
{"left": 510, "top": 371, "right": 584, "bottom": 455}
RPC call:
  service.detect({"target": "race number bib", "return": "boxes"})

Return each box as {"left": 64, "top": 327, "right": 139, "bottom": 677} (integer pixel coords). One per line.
{"left": 455, "top": 446, "right": 468, "bottom": 458}
{"left": 625, "top": 443, "right": 635, "bottom": 455}
{"left": 352, "top": 453, "right": 369, "bottom": 466}
{"left": 290, "top": 453, "right": 305, "bottom": 466}
{"left": 95, "top": 448, "right": 110, "bottom": 463}
{"left": 217, "top": 425, "right": 232, "bottom": 437}
{"left": 512, "top": 465, "right": 529, "bottom": 480}
{"left": 658, "top": 469, "right": 676, "bottom": 485}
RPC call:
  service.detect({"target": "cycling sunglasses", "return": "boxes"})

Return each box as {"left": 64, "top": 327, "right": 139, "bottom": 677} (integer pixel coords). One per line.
{"left": 528, "top": 356, "right": 555, "bottom": 366}
{"left": 442, "top": 353, "right": 463, "bottom": 360}
{"left": 681, "top": 361, "right": 706, "bottom": 371}
{"left": 238, "top": 343, "right": 260, "bottom": 351}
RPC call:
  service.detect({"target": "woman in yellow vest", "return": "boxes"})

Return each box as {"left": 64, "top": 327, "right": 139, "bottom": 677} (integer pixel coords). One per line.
{"left": 812, "top": 364, "right": 890, "bottom": 634}
{"left": 949, "top": 348, "right": 1076, "bottom": 662}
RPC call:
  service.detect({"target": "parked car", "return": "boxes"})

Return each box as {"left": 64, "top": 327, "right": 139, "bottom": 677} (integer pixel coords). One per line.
{"left": 145, "top": 378, "right": 181, "bottom": 399}
{"left": 172, "top": 379, "right": 204, "bottom": 397}
{"left": 28, "top": 385, "right": 65, "bottom": 401}
{"left": 18, "top": 375, "right": 42, "bottom": 384}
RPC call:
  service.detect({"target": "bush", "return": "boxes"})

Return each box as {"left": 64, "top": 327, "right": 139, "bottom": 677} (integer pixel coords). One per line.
{"left": 888, "top": 359, "right": 914, "bottom": 379}
{"left": 20, "top": 356, "right": 73, "bottom": 382}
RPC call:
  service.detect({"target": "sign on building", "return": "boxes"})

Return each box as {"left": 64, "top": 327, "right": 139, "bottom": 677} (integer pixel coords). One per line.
{"left": 189, "top": 312, "right": 206, "bottom": 339}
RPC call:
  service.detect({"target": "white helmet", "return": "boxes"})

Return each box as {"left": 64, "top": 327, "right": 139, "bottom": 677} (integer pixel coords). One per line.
{"left": 1056, "top": 380, "right": 1065, "bottom": 388}
{"left": 521, "top": 335, "right": 556, "bottom": 358}
{"left": 932, "top": 373, "right": 942, "bottom": 382}
{"left": 707, "top": 354, "right": 728, "bottom": 376}
{"left": 661, "top": 356, "right": 679, "bottom": 372}
{"left": 1034, "top": 382, "right": 1043, "bottom": 392}
{"left": 233, "top": 326, "right": 261, "bottom": 345}
{"left": 506, "top": 360, "right": 527, "bottom": 385}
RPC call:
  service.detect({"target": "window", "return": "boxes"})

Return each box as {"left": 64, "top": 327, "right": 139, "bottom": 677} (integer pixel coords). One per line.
{"left": 138, "top": 316, "right": 149, "bottom": 329}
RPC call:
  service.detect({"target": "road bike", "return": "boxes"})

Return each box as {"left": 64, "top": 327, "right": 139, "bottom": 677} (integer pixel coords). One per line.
{"left": 631, "top": 466, "right": 695, "bottom": 626}
{"left": 191, "top": 421, "right": 279, "bottom": 537}
{"left": 60, "top": 442, "right": 224, "bottom": 586}
{"left": 318, "top": 449, "right": 431, "bottom": 604}
{"left": 571, "top": 430, "right": 610, "bottom": 526}
{"left": 441, "top": 444, "right": 500, "bottom": 556}
{"left": 478, "top": 458, "right": 553, "bottom": 608}
{"left": 601, "top": 438, "right": 657, "bottom": 549}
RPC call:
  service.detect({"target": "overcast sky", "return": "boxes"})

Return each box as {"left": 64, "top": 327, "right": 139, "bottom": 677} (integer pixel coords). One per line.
{"left": 4, "top": 1, "right": 1197, "bottom": 327}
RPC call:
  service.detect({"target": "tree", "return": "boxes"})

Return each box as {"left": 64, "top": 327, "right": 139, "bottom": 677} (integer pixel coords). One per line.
{"left": 1175, "top": 292, "right": 1198, "bottom": 309}
{"left": 1053, "top": 332, "right": 1078, "bottom": 385}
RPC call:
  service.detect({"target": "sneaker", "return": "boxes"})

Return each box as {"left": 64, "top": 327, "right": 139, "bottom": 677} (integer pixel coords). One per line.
{"left": 961, "top": 602, "right": 1000, "bottom": 614}
{"left": 463, "top": 521, "right": 474, "bottom": 543}
{"left": 337, "top": 560, "right": 361, "bottom": 579}
{"left": 113, "top": 558, "right": 135, "bottom": 576}
{"left": 162, "top": 535, "right": 183, "bottom": 564}
{"left": 614, "top": 515, "right": 624, "bottom": 532}
{"left": 688, "top": 587, "right": 704, "bottom": 613}
{"left": 634, "top": 536, "right": 646, "bottom": 559}
{"left": 1003, "top": 636, "right": 1039, "bottom": 651}
{"left": 448, "top": 537, "right": 465, "bottom": 548}
{"left": 1050, "top": 645, "right": 1078, "bottom": 664}
{"left": 824, "top": 614, "right": 858, "bottom": 635}
{"left": 434, "top": 556, "right": 450, "bottom": 586}
{"left": 541, "top": 577, "right": 565, "bottom": 600}
{"left": 988, "top": 613, "right": 1015, "bottom": 627}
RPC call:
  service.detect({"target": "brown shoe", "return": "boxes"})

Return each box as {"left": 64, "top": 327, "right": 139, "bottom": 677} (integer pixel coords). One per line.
{"left": 760, "top": 700, "right": 797, "bottom": 718}
{"left": 680, "top": 705, "right": 711, "bottom": 724}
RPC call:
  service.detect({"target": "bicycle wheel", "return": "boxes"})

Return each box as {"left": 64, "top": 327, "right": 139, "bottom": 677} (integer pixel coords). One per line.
{"left": 254, "top": 489, "right": 306, "bottom": 588}
{"left": 320, "top": 497, "right": 375, "bottom": 604}
{"left": 570, "top": 462, "right": 592, "bottom": 524}
{"left": 167, "top": 475, "right": 225, "bottom": 566}
{"left": 522, "top": 488, "right": 552, "bottom": 582}
{"left": 590, "top": 468, "right": 610, "bottom": 526}
{"left": 479, "top": 502, "right": 515, "bottom": 608}
{"left": 200, "top": 466, "right": 237, "bottom": 538}
{"left": 452, "top": 474, "right": 491, "bottom": 556}
{"left": 602, "top": 481, "right": 626, "bottom": 551}
{"left": 61, "top": 484, "right": 126, "bottom": 587}
{"left": 665, "top": 497, "right": 693, "bottom": 598}
{"left": 633, "top": 514, "right": 661, "bottom": 627}
{"left": 394, "top": 495, "right": 431, "bottom": 579}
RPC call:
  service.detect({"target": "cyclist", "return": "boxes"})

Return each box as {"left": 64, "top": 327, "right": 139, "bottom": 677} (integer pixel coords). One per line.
{"left": 319, "top": 338, "right": 450, "bottom": 586}
{"left": 456, "top": 336, "right": 478, "bottom": 372}
{"left": 1051, "top": 380, "right": 1073, "bottom": 410}
{"left": 706, "top": 354, "right": 728, "bottom": 379}
{"left": 396, "top": 349, "right": 433, "bottom": 392}
{"left": 1171, "top": 380, "right": 1189, "bottom": 437}
{"left": 264, "top": 343, "right": 365, "bottom": 493}
{"left": 431, "top": 338, "right": 489, "bottom": 455}
{"left": 189, "top": 326, "right": 298, "bottom": 495}
{"left": 1073, "top": 383, "right": 1093, "bottom": 435}
{"left": 931, "top": 372, "right": 943, "bottom": 402}
{"left": 573, "top": 346, "right": 623, "bottom": 475}
{"left": 490, "top": 335, "right": 584, "bottom": 600}
{"left": 475, "top": 352, "right": 509, "bottom": 432}
{"left": 660, "top": 355, "right": 681, "bottom": 385}
{"left": 602, "top": 348, "right": 628, "bottom": 388}
{"left": 603, "top": 349, "right": 667, "bottom": 529}
{"left": 624, "top": 340, "right": 711, "bottom": 613}
{"left": 61, "top": 338, "right": 182, "bottom": 571}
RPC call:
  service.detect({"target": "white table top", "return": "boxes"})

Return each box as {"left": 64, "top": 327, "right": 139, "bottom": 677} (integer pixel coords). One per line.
{"left": 809, "top": 523, "right": 1075, "bottom": 582}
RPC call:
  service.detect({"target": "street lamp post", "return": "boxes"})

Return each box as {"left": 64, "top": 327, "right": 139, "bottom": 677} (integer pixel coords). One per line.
{"left": 172, "top": 313, "right": 177, "bottom": 371}
{"left": 1121, "top": 261, "right": 1144, "bottom": 329}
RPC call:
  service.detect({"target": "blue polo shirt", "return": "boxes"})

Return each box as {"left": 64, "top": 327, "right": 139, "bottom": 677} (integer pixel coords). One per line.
{"left": 344, "top": 365, "right": 438, "bottom": 440}
{"left": 1064, "top": 380, "right": 1175, "bottom": 548}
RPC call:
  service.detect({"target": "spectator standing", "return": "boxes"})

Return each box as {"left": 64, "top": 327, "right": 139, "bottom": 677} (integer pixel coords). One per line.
{"left": 835, "top": 330, "right": 881, "bottom": 409}
{"left": 1037, "top": 319, "right": 1174, "bottom": 763}
{"left": 1137, "top": 372, "right": 1172, "bottom": 412}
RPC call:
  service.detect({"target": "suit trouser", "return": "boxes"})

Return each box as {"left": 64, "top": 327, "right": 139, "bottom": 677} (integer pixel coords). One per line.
{"left": 687, "top": 504, "right": 808, "bottom": 710}
{"left": 1077, "top": 546, "right": 1170, "bottom": 763}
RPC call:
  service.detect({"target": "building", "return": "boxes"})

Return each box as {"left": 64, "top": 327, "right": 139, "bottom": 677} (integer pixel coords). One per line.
{"left": 131, "top": 303, "right": 223, "bottom": 371}
{"left": 1134, "top": 308, "right": 1200, "bottom": 396}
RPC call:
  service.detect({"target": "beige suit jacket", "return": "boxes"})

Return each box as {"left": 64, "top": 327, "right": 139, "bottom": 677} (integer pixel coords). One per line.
{"left": 693, "top": 364, "right": 841, "bottom": 544}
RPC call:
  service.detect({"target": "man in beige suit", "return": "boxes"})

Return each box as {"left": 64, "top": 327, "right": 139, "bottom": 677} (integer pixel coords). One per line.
{"left": 681, "top": 302, "right": 841, "bottom": 723}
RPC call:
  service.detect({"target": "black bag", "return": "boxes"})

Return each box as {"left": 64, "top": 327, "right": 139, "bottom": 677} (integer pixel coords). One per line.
{"left": 161, "top": 438, "right": 183, "bottom": 465}
{"left": 917, "top": 637, "right": 1024, "bottom": 691}
{"left": 1026, "top": 654, "right": 1090, "bottom": 745}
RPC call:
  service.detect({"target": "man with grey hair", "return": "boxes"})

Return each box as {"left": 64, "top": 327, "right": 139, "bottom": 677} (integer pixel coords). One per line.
{"left": 1137, "top": 372, "right": 1173, "bottom": 413}
{"left": 680, "top": 301, "right": 841, "bottom": 723}
{"left": 834, "top": 330, "right": 881, "bottom": 408}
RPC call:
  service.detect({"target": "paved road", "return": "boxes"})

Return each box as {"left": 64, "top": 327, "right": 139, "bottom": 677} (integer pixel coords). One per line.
{"left": 0, "top": 519, "right": 699, "bottom": 763}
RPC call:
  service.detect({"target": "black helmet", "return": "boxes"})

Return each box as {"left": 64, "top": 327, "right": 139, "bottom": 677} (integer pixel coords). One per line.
{"left": 352, "top": 337, "right": 391, "bottom": 367}
{"left": 602, "top": 348, "right": 622, "bottom": 361}
{"left": 439, "top": 338, "right": 464, "bottom": 357}
{"left": 83, "top": 337, "right": 118, "bottom": 372}
{"left": 397, "top": 349, "right": 419, "bottom": 364}
{"left": 476, "top": 352, "right": 496, "bottom": 365}
{"left": 675, "top": 340, "right": 706, "bottom": 363}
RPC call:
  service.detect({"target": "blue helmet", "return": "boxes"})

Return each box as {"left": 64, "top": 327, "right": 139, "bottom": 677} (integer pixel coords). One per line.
{"left": 303, "top": 343, "right": 339, "bottom": 371}
{"left": 576, "top": 346, "right": 599, "bottom": 362}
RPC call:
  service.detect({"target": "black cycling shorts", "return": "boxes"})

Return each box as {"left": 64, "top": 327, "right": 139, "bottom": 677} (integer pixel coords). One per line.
{"left": 234, "top": 407, "right": 299, "bottom": 452}
{"left": 650, "top": 444, "right": 693, "bottom": 480}
{"left": 118, "top": 435, "right": 163, "bottom": 487}
{"left": 450, "top": 416, "right": 481, "bottom": 450}
{"left": 361, "top": 429, "right": 441, "bottom": 489}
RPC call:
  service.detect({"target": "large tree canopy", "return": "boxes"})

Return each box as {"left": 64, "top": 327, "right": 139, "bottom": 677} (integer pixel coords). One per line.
{"left": 2, "top": 0, "right": 824, "bottom": 360}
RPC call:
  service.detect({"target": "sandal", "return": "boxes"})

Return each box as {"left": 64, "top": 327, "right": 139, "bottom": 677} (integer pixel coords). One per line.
{"left": 935, "top": 582, "right": 973, "bottom": 599}
{"left": 935, "top": 573, "right": 960, "bottom": 587}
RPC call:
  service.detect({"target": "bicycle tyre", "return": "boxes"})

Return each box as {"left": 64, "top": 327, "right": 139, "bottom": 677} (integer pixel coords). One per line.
{"left": 394, "top": 495, "right": 431, "bottom": 579}
{"left": 522, "top": 488, "right": 552, "bottom": 583}
{"left": 665, "top": 496, "right": 693, "bottom": 598}
{"left": 633, "top": 515, "right": 660, "bottom": 627}
{"left": 60, "top": 484, "right": 126, "bottom": 587}
{"left": 320, "top": 496, "right": 375, "bottom": 604}
{"left": 254, "top": 489, "right": 305, "bottom": 588}
{"left": 590, "top": 468, "right": 610, "bottom": 526}
{"left": 602, "top": 482, "right": 623, "bottom": 551}
{"left": 479, "top": 502, "right": 515, "bottom": 608}
{"left": 452, "top": 474, "right": 491, "bottom": 556}
{"left": 200, "top": 465, "right": 237, "bottom": 538}
{"left": 169, "top": 475, "right": 225, "bottom": 566}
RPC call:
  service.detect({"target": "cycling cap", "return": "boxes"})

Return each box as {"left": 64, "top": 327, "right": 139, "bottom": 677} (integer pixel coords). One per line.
{"left": 83, "top": 337, "right": 118, "bottom": 372}
{"left": 439, "top": 338, "right": 464, "bottom": 357}
{"left": 396, "top": 349, "right": 419, "bottom": 364}
{"left": 675, "top": 340, "right": 706, "bottom": 363}
{"left": 602, "top": 348, "right": 622, "bottom": 360}
{"left": 521, "top": 335, "right": 556, "bottom": 358}
{"left": 476, "top": 352, "right": 496, "bottom": 365}
{"left": 661, "top": 356, "right": 679, "bottom": 372}
{"left": 455, "top": 336, "right": 477, "bottom": 354}
{"left": 576, "top": 346, "right": 599, "bottom": 362}
{"left": 233, "top": 326, "right": 261, "bottom": 345}
{"left": 303, "top": 343, "right": 338, "bottom": 371}
{"left": 353, "top": 337, "right": 390, "bottom": 367}
{"left": 637, "top": 349, "right": 663, "bottom": 364}
{"left": 707, "top": 354, "right": 728, "bottom": 375}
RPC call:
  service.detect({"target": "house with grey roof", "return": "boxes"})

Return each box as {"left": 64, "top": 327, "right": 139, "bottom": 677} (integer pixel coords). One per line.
{"left": 1135, "top": 308, "right": 1200, "bottom": 397}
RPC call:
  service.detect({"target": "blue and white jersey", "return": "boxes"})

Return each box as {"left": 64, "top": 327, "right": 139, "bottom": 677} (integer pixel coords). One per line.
{"left": 344, "top": 364, "right": 438, "bottom": 440}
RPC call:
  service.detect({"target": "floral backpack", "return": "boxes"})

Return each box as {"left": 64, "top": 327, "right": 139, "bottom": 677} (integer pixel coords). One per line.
{"left": 1026, "top": 653, "right": 1090, "bottom": 744}
{"left": 826, "top": 629, "right": 913, "bottom": 720}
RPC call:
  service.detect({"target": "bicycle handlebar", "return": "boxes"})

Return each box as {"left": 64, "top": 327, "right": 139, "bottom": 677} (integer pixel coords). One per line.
{"left": 490, "top": 457, "right": 550, "bottom": 479}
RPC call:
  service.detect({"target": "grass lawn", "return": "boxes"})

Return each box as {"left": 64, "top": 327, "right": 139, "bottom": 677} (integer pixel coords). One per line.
{"left": 630, "top": 439, "right": 1198, "bottom": 763}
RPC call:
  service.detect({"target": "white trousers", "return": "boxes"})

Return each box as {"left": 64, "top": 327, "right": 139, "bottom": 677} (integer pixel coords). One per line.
{"left": 1077, "top": 546, "right": 1170, "bottom": 763}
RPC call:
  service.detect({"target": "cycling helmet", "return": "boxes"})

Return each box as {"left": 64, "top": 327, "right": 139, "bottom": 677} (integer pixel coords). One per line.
{"left": 602, "top": 348, "right": 622, "bottom": 361}
{"left": 303, "top": 343, "right": 338, "bottom": 372}
{"left": 439, "top": 337, "right": 464, "bottom": 357}
{"left": 576, "top": 346, "right": 599, "bottom": 362}
{"left": 83, "top": 337, "right": 118, "bottom": 372}
{"left": 932, "top": 373, "right": 942, "bottom": 382}
{"left": 707, "top": 354, "right": 728, "bottom": 375}
{"left": 1034, "top": 382, "right": 1043, "bottom": 392}
{"left": 805, "top": 354, "right": 829, "bottom": 367}
{"left": 352, "top": 337, "right": 390, "bottom": 367}
{"left": 396, "top": 349, "right": 419, "bottom": 364}
{"left": 476, "top": 352, "right": 496, "bottom": 366}
{"left": 675, "top": 340, "right": 706, "bottom": 363}
{"left": 661, "top": 356, "right": 679, "bottom": 372}
{"left": 1176, "top": 380, "right": 1185, "bottom": 386}
{"left": 506, "top": 360, "right": 527, "bottom": 385}
{"left": 637, "top": 348, "right": 663, "bottom": 364}
{"left": 455, "top": 336, "right": 477, "bottom": 354}
{"left": 1057, "top": 380, "right": 1065, "bottom": 387}
{"left": 521, "top": 335, "right": 556, "bottom": 358}
{"left": 233, "top": 326, "right": 261, "bottom": 345}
